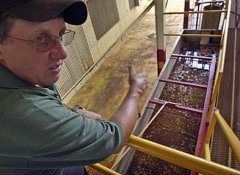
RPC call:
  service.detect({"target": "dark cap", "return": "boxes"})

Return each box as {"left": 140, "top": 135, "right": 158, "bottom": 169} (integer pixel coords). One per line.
{"left": 0, "top": 0, "right": 88, "bottom": 25}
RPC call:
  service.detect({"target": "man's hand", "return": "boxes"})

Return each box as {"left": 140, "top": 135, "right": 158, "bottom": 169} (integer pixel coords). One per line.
{"left": 109, "top": 65, "right": 148, "bottom": 150}
{"left": 128, "top": 65, "right": 147, "bottom": 95}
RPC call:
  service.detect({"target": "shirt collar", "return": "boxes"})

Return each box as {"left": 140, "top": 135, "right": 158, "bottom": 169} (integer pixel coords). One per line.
{"left": 0, "top": 64, "right": 35, "bottom": 89}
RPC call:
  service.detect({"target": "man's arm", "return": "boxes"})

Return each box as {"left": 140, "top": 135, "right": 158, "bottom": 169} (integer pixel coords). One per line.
{"left": 65, "top": 104, "right": 103, "bottom": 120}
{"left": 76, "top": 109, "right": 103, "bottom": 120}
{"left": 110, "top": 65, "right": 147, "bottom": 146}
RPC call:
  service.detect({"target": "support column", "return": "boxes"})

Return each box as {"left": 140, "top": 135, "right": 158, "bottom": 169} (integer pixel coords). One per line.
{"left": 183, "top": 0, "right": 190, "bottom": 28}
{"left": 155, "top": 0, "right": 166, "bottom": 75}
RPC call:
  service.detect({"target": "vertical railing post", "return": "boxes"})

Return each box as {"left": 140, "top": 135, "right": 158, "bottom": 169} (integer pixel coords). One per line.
{"left": 196, "top": 2, "right": 200, "bottom": 29}
{"left": 155, "top": 0, "right": 166, "bottom": 75}
{"left": 183, "top": 0, "right": 190, "bottom": 28}
{"left": 204, "top": 111, "right": 218, "bottom": 161}
{"left": 206, "top": 72, "right": 223, "bottom": 123}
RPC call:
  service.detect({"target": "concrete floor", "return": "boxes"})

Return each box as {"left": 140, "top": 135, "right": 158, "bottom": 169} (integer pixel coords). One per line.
{"left": 68, "top": 7, "right": 158, "bottom": 118}
{"left": 67, "top": 1, "right": 184, "bottom": 174}
{"left": 68, "top": 0, "right": 184, "bottom": 120}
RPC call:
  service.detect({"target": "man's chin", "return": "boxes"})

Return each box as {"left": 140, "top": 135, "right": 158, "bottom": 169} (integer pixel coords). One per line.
{"left": 41, "top": 76, "right": 60, "bottom": 86}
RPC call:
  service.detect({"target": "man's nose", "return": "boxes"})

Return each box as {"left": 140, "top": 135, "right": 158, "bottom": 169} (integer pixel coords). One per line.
{"left": 49, "top": 39, "right": 67, "bottom": 60}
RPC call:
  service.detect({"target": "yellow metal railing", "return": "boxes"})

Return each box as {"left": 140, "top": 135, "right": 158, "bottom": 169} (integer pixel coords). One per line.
{"left": 205, "top": 109, "right": 240, "bottom": 163}
{"left": 127, "top": 136, "right": 240, "bottom": 175}
{"left": 89, "top": 132, "right": 240, "bottom": 175}
{"left": 90, "top": 163, "right": 121, "bottom": 175}
{"left": 204, "top": 0, "right": 236, "bottom": 163}
{"left": 215, "top": 110, "right": 240, "bottom": 163}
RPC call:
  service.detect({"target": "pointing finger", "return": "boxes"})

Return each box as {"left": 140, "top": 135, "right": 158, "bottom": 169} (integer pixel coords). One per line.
{"left": 129, "top": 65, "right": 137, "bottom": 76}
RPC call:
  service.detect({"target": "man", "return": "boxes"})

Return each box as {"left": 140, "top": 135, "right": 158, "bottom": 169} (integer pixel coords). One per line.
{"left": 0, "top": 0, "right": 147, "bottom": 175}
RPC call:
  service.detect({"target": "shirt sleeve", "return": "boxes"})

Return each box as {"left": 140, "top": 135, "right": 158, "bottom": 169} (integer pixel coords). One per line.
{"left": 0, "top": 88, "right": 123, "bottom": 168}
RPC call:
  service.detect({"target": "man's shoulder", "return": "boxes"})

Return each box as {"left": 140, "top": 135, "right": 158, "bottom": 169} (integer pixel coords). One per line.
{"left": 0, "top": 87, "right": 63, "bottom": 118}
{"left": 0, "top": 87, "right": 58, "bottom": 104}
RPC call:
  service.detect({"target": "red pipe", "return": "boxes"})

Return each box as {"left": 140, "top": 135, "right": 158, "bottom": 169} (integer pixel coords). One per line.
{"left": 147, "top": 106, "right": 201, "bottom": 120}
{"left": 157, "top": 49, "right": 166, "bottom": 75}
{"left": 159, "top": 78, "right": 208, "bottom": 89}
{"left": 196, "top": 0, "right": 224, "bottom": 5}
{"left": 194, "top": 55, "right": 217, "bottom": 157}
{"left": 149, "top": 99, "right": 203, "bottom": 114}
{"left": 171, "top": 54, "right": 213, "bottom": 60}
{"left": 183, "top": 0, "right": 190, "bottom": 29}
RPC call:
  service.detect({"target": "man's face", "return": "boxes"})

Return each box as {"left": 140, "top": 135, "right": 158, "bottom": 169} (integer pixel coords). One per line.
{"left": 0, "top": 18, "right": 68, "bottom": 87}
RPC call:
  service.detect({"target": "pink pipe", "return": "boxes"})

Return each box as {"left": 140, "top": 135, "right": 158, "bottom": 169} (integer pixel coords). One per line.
{"left": 171, "top": 54, "right": 213, "bottom": 60}
{"left": 149, "top": 99, "right": 203, "bottom": 114}
{"left": 194, "top": 56, "right": 217, "bottom": 156}
{"left": 159, "top": 78, "right": 208, "bottom": 89}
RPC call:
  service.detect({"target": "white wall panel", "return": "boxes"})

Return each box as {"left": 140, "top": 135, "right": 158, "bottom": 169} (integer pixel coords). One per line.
{"left": 56, "top": 0, "right": 153, "bottom": 99}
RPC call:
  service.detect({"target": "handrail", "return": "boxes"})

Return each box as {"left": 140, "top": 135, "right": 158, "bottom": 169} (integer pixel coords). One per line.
{"left": 204, "top": 0, "right": 231, "bottom": 159}
{"left": 205, "top": 1, "right": 228, "bottom": 123}
{"left": 214, "top": 109, "right": 240, "bottom": 163}
{"left": 89, "top": 163, "right": 121, "bottom": 175}
{"left": 204, "top": 109, "right": 240, "bottom": 167}
{"left": 164, "top": 10, "right": 227, "bottom": 14}
{"left": 164, "top": 33, "right": 222, "bottom": 37}
{"left": 206, "top": 71, "right": 222, "bottom": 123}
{"left": 89, "top": 132, "right": 240, "bottom": 175}
{"left": 195, "top": 0, "right": 225, "bottom": 5}
{"left": 127, "top": 135, "right": 240, "bottom": 175}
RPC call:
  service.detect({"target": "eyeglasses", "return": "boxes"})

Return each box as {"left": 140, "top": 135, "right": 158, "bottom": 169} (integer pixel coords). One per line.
{"left": 6, "top": 29, "right": 75, "bottom": 52}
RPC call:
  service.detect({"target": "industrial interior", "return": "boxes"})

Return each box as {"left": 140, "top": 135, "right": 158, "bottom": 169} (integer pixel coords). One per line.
{"left": 55, "top": 0, "right": 240, "bottom": 174}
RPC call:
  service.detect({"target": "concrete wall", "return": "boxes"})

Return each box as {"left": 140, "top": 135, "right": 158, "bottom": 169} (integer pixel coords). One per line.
{"left": 56, "top": 0, "right": 153, "bottom": 101}
{"left": 83, "top": 0, "right": 153, "bottom": 63}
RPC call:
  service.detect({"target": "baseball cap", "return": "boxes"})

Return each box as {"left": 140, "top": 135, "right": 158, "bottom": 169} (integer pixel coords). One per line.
{"left": 0, "top": 0, "right": 88, "bottom": 25}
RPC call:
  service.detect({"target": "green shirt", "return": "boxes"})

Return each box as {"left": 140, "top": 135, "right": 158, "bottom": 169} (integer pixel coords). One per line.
{"left": 0, "top": 65, "right": 123, "bottom": 175}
